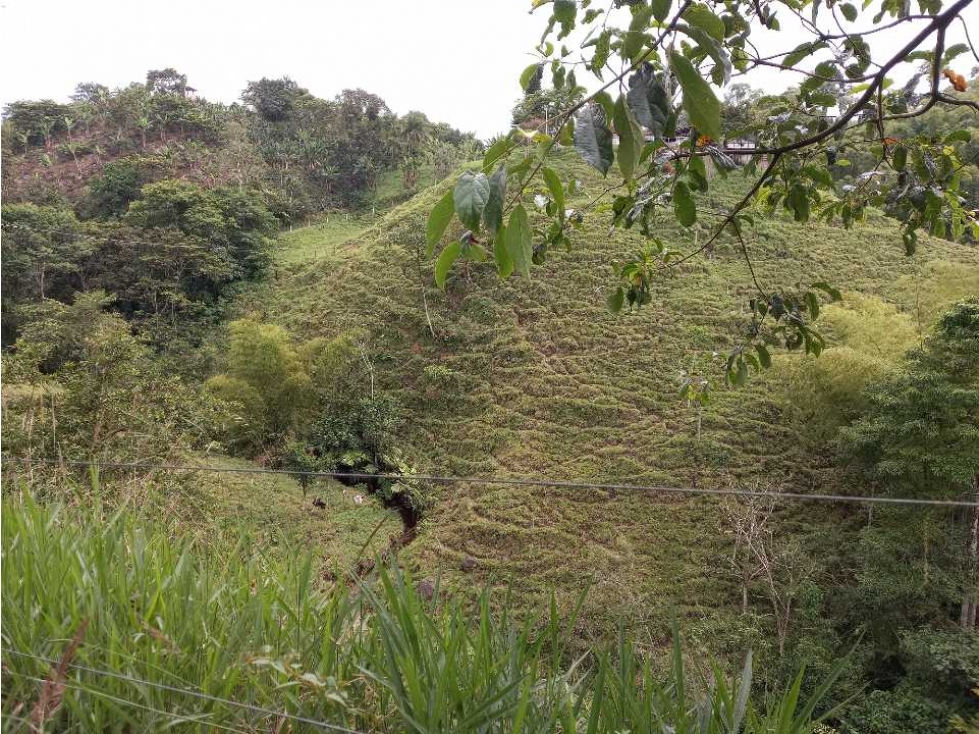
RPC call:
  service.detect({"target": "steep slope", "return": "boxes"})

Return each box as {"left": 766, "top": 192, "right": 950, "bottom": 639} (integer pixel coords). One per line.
{"left": 230, "top": 149, "right": 979, "bottom": 645}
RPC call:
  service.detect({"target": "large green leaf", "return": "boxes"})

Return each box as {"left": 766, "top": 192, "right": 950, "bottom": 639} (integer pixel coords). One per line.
{"left": 505, "top": 205, "right": 533, "bottom": 278}
{"left": 707, "top": 145, "right": 739, "bottom": 172}
{"left": 784, "top": 41, "right": 828, "bottom": 67}
{"left": 607, "top": 287, "right": 625, "bottom": 314}
{"left": 592, "top": 91, "right": 615, "bottom": 121}
{"left": 673, "top": 181, "right": 697, "bottom": 226}
{"left": 670, "top": 52, "right": 721, "bottom": 140}
{"left": 613, "top": 95, "right": 643, "bottom": 182}
{"left": 483, "top": 135, "right": 514, "bottom": 170}
{"left": 520, "top": 63, "right": 543, "bottom": 92}
{"left": 755, "top": 344, "right": 772, "bottom": 369}
{"left": 435, "top": 241, "right": 462, "bottom": 288}
{"left": 591, "top": 30, "right": 612, "bottom": 77}
{"left": 453, "top": 171, "right": 491, "bottom": 232}
{"left": 494, "top": 224, "right": 514, "bottom": 278}
{"left": 944, "top": 42, "right": 970, "bottom": 63}
{"left": 553, "top": 0, "right": 576, "bottom": 35}
{"left": 677, "top": 23, "right": 732, "bottom": 86}
{"left": 483, "top": 165, "right": 507, "bottom": 235}
{"left": 425, "top": 189, "right": 455, "bottom": 256}
{"left": 786, "top": 183, "right": 811, "bottom": 223}
{"left": 626, "top": 63, "right": 671, "bottom": 138}
{"left": 621, "top": 4, "right": 654, "bottom": 62}
{"left": 891, "top": 145, "right": 908, "bottom": 172}
{"left": 683, "top": 4, "right": 725, "bottom": 40}
{"left": 542, "top": 167, "right": 565, "bottom": 219}
{"left": 574, "top": 104, "right": 614, "bottom": 176}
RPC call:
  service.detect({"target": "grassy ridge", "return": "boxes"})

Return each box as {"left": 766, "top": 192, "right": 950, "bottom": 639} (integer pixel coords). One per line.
{"left": 229, "top": 149, "right": 979, "bottom": 645}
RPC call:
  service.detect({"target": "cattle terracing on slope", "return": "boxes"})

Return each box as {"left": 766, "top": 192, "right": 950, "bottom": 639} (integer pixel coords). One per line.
{"left": 232, "top": 148, "right": 979, "bottom": 651}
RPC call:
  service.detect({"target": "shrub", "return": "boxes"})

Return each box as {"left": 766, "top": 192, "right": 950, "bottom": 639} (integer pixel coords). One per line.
{"left": 203, "top": 374, "right": 269, "bottom": 453}
{"left": 125, "top": 179, "right": 276, "bottom": 280}
{"left": 1, "top": 203, "right": 90, "bottom": 341}
{"left": 900, "top": 627, "right": 979, "bottom": 699}
{"left": 206, "top": 319, "right": 313, "bottom": 447}
{"left": 2, "top": 293, "right": 224, "bottom": 468}
{"left": 81, "top": 156, "right": 169, "bottom": 218}
{"left": 779, "top": 293, "right": 918, "bottom": 440}
{"left": 840, "top": 687, "right": 951, "bottom": 734}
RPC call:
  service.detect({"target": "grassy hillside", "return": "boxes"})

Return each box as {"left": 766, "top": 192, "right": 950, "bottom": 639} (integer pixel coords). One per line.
{"left": 228, "top": 148, "right": 979, "bottom": 649}
{"left": 0, "top": 450, "right": 399, "bottom": 574}
{"left": 4, "top": 146, "right": 976, "bottom": 730}
{"left": 192, "top": 456, "right": 400, "bottom": 573}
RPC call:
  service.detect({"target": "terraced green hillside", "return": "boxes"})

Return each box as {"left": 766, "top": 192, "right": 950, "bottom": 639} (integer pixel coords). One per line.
{"left": 229, "top": 149, "right": 979, "bottom": 654}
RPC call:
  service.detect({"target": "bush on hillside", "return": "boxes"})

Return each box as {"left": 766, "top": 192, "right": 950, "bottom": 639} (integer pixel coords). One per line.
{"left": 205, "top": 319, "right": 312, "bottom": 450}
{"left": 2, "top": 293, "right": 226, "bottom": 473}
{"left": 2, "top": 180, "right": 277, "bottom": 352}
{"left": 840, "top": 687, "right": 952, "bottom": 734}
{"left": 125, "top": 179, "right": 276, "bottom": 277}
{"left": 80, "top": 155, "right": 171, "bottom": 218}
{"left": 779, "top": 293, "right": 918, "bottom": 440}
{"left": 205, "top": 320, "right": 415, "bottom": 504}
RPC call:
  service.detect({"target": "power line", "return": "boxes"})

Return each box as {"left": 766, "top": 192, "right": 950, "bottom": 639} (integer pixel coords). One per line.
{"left": 3, "top": 455, "right": 976, "bottom": 508}
{"left": 6, "top": 672, "right": 253, "bottom": 734}
{"left": 2, "top": 648, "right": 366, "bottom": 734}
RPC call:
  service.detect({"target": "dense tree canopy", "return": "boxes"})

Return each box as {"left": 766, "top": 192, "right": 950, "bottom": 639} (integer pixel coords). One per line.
{"left": 0, "top": 68, "right": 479, "bottom": 349}
{"left": 240, "top": 80, "right": 480, "bottom": 207}
{"left": 1, "top": 180, "right": 276, "bottom": 345}
{"left": 2, "top": 69, "right": 478, "bottom": 214}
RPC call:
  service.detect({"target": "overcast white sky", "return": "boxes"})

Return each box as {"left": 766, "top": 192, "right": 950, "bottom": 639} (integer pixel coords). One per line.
{"left": 1, "top": 0, "right": 976, "bottom": 139}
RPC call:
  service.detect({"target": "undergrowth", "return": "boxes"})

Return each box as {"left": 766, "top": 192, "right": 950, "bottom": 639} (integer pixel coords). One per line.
{"left": 1, "top": 497, "right": 848, "bottom": 733}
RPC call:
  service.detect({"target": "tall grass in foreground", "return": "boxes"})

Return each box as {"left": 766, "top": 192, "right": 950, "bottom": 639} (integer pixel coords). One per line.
{"left": 1, "top": 498, "right": 846, "bottom": 733}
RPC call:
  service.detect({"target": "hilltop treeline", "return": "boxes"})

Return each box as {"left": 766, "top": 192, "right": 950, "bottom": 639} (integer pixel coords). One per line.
{"left": 1, "top": 68, "right": 480, "bottom": 213}
{"left": 0, "top": 69, "right": 481, "bottom": 350}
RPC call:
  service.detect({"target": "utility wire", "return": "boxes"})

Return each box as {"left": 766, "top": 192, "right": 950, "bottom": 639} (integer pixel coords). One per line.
{"left": 3, "top": 456, "right": 977, "bottom": 508}
{"left": 2, "top": 648, "right": 367, "bottom": 734}
{"left": 6, "top": 672, "right": 253, "bottom": 734}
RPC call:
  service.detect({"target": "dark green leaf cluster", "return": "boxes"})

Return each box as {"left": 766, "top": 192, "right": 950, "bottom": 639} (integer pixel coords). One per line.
{"left": 727, "top": 282, "right": 843, "bottom": 385}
